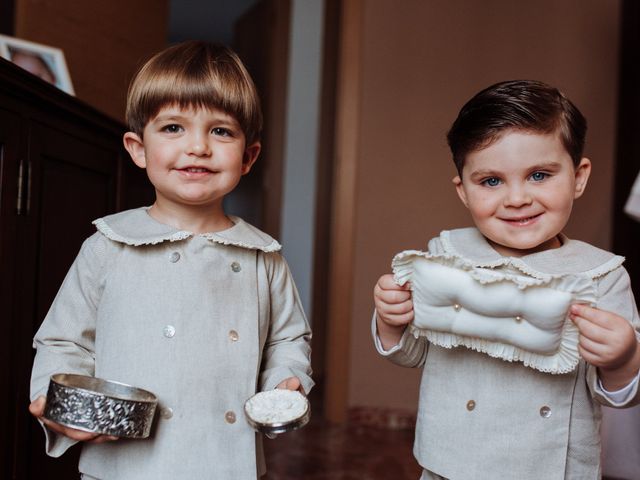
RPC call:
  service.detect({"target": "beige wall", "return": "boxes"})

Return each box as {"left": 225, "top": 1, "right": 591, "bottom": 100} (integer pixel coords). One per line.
{"left": 15, "top": 0, "right": 169, "bottom": 121}
{"left": 340, "top": 0, "right": 621, "bottom": 413}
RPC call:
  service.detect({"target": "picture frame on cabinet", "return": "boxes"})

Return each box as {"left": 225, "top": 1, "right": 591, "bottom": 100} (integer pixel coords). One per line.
{"left": 0, "top": 34, "right": 74, "bottom": 95}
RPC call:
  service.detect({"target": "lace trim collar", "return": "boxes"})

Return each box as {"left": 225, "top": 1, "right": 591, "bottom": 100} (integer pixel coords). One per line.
{"left": 93, "top": 207, "right": 281, "bottom": 252}
{"left": 441, "top": 228, "right": 623, "bottom": 278}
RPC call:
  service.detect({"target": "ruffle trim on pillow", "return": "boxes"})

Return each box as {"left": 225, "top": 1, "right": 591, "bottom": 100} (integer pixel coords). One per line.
{"left": 408, "top": 320, "right": 580, "bottom": 374}
{"left": 392, "top": 249, "right": 596, "bottom": 374}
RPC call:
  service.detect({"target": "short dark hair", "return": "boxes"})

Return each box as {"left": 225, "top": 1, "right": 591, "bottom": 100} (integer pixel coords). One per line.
{"left": 446, "top": 80, "right": 587, "bottom": 175}
{"left": 126, "top": 41, "right": 262, "bottom": 144}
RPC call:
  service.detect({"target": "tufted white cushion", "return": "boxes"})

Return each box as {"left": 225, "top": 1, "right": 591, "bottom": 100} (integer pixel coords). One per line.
{"left": 392, "top": 250, "right": 597, "bottom": 374}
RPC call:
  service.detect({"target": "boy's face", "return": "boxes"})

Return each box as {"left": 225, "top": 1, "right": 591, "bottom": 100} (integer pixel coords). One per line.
{"left": 123, "top": 105, "right": 260, "bottom": 213}
{"left": 453, "top": 129, "right": 591, "bottom": 257}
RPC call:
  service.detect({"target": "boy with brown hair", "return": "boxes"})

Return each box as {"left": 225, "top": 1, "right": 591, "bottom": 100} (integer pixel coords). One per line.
{"left": 29, "top": 41, "right": 313, "bottom": 479}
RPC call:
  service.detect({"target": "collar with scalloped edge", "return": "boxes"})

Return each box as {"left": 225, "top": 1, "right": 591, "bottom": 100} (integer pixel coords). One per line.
{"left": 93, "top": 207, "right": 281, "bottom": 252}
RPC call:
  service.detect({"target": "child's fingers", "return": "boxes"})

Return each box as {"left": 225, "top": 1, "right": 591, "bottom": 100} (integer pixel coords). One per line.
{"left": 571, "top": 315, "right": 608, "bottom": 343}
{"left": 40, "top": 416, "right": 100, "bottom": 441}
{"left": 577, "top": 334, "right": 605, "bottom": 357}
{"left": 570, "top": 304, "right": 615, "bottom": 330}
{"left": 380, "top": 310, "right": 414, "bottom": 326}
{"left": 577, "top": 344, "right": 601, "bottom": 366}
{"left": 377, "top": 274, "right": 410, "bottom": 291}
{"left": 28, "top": 396, "right": 46, "bottom": 417}
{"left": 30, "top": 395, "right": 119, "bottom": 443}
{"left": 374, "top": 287, "right": 411, "bottom": 305}
{"left": 377, "top": 298, "right": 413, "bottom": 315}
{"left": 88, "top": 435, "right": 119, "bottom": 444}
{"left": 30, "top": 397, "right": 98, "bottom": 441}
{"left": 276, "top": 376, "right": 302, "bottom": 392}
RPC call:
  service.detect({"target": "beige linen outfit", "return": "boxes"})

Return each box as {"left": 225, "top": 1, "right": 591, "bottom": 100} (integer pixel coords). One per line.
{"left": 30, "top": 207, "right": 313, "bottom": 479}
{"left": 375, "top": 228, "right": 640, "bottom": 480}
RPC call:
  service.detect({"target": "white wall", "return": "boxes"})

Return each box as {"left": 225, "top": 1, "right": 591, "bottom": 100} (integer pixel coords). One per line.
{"left": 279, "top": 0, "right": 325, "bottom": 319}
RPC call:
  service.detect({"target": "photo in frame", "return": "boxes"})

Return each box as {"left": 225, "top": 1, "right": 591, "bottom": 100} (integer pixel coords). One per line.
{"left": 0, "top": 34, "right": 74, "bottom": 95}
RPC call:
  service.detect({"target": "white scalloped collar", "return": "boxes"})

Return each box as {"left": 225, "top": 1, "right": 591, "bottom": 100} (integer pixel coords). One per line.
{"left": 92, "top": 207, "right": 281, "bottom": 252}
{"left": 442, "top": 228, "right": 623, "bottom": 277}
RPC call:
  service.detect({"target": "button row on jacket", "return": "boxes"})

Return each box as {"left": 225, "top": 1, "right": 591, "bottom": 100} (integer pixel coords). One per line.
{"left": 163, "top": 326, "right": 240, "bottom": 341}
{"left": 464, "top": 399, "right": 552, "bottom": 417}
{"left": 160, "top": 408, "right": 242, "bottom": 424}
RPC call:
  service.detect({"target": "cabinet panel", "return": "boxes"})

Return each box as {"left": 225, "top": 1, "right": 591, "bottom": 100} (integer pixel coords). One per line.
{"left": 13, "top": 122, "right": 122, "bottom": 479}
{"left": 0, "top": 57, "right": 154, "bottom": 479}
{"left": 0, "top": 107, "right": 22, "bottom": 480}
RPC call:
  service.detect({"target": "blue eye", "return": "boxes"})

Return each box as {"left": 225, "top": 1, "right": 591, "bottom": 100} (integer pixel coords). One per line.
{"left": 482, "top": 177, "right": 501, "bottom": 187}
{"left": 530, "top": 171, "right": 547, "bottom": 182}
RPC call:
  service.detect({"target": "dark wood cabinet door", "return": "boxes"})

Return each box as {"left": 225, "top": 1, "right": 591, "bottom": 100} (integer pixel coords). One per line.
{"left": 0, "top": 106, "right": 24, "bottom": 480}
{"left": 0, "top": 57, "right": 153, "bottom": 479}
{"left": 11, "top": 120, "right": 122, "bottom": 480}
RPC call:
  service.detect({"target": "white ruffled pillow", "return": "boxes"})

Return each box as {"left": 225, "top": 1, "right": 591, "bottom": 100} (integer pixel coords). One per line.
{"left": 393, "top": 250, "right": 596, "bottom": 374}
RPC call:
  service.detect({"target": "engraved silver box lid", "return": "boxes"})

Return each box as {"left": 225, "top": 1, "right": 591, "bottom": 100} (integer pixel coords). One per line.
{"left": 44, "top": 373, "right": 158, "bottom": 438}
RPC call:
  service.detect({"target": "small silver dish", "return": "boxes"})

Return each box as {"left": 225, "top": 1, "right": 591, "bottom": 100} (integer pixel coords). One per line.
{"left": 244, "top": 390, "right": 311, "bottom": 435}
{"left": 44, "top": 373, "right": 158, "bottom": 438}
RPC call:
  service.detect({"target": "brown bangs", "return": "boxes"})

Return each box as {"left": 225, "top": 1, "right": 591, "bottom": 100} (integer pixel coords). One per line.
{"left": 126, "top": 42, "right": 262, "bottom": 144}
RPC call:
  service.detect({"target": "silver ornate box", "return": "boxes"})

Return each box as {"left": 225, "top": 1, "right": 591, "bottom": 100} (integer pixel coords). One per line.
{"left": 44, "top": 374, "right": 158, "bottom": 438}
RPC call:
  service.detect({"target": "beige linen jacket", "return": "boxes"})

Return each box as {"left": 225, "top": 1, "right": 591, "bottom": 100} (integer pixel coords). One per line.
{"left": 375, "top": 228, "right": 640, "bottom": 480}
{"left": 30, "top": 207, "right": 313, "bottom": 479}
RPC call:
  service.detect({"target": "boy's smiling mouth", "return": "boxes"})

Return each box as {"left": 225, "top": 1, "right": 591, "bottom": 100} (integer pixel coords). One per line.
{"left": 500, "top": 213, "right": 542, "bottom": 225}
{"left": 175, "top": 166, "right": 215, "bottom": 175}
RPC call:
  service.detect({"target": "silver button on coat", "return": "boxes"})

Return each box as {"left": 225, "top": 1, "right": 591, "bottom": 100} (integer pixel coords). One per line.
{"left": 540, "top": 406, "right": 552, "bottom": 418}
{"left": 225, "top": 411, "right": 236, "bottom": 424}
{"left": 163, "top": 325, "right": 176, "bottom": 338}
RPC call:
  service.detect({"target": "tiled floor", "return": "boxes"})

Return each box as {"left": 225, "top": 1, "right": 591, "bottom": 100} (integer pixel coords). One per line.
{"left": 263, "top": 419, "right": 421, "bottom": 480}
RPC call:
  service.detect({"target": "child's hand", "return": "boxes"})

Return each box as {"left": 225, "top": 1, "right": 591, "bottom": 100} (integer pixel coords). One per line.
{"left": 570, "top": 304, "right": 640, "bottom": 391}
{"left": 276, "top": 376, "right": 304, "bottom": 394}
{"left": 373, "top": 274, "right": 414, "bottom": 349}
{"left": 374, "top": 274, "right": 414, "bottom": 326}
{"left": 265, "top": 377, "right": 305, "bottom": 439}
{"left": 29, "top": 395, "right": 119, "bottom": 444}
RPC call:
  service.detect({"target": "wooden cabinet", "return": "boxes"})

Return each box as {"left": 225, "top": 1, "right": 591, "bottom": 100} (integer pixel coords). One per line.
{"left": 0, "top": 57, "right": 153, "bottom": 479}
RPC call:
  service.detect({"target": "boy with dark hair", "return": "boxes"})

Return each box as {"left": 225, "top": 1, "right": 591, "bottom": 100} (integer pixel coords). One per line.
{"left": 374, "top": 80, "right": 640, "bottom": 479}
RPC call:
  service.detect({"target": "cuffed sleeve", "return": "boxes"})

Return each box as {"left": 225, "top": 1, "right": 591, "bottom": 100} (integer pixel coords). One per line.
{"left": 589, "top": 267, "right": 640, "bottom": 407}
{"left": 371, "top": 310, "right": 428, "bottom": 368}
{"left": 259, "top": 254, "right": 314, "bottom": 395}
{"left": 598, "top": 373, "right": 640, "bottom": 404}
{"left": 29, "top": 233, "right": 109, "bottom": 457}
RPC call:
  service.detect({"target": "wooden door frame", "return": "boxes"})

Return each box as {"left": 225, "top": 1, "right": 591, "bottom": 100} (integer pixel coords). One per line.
{"left": 321, "top": 0, "right": 363, "bottom": 423}
{"left": 613, "top": 0, "right": 640, "bottom": 295}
